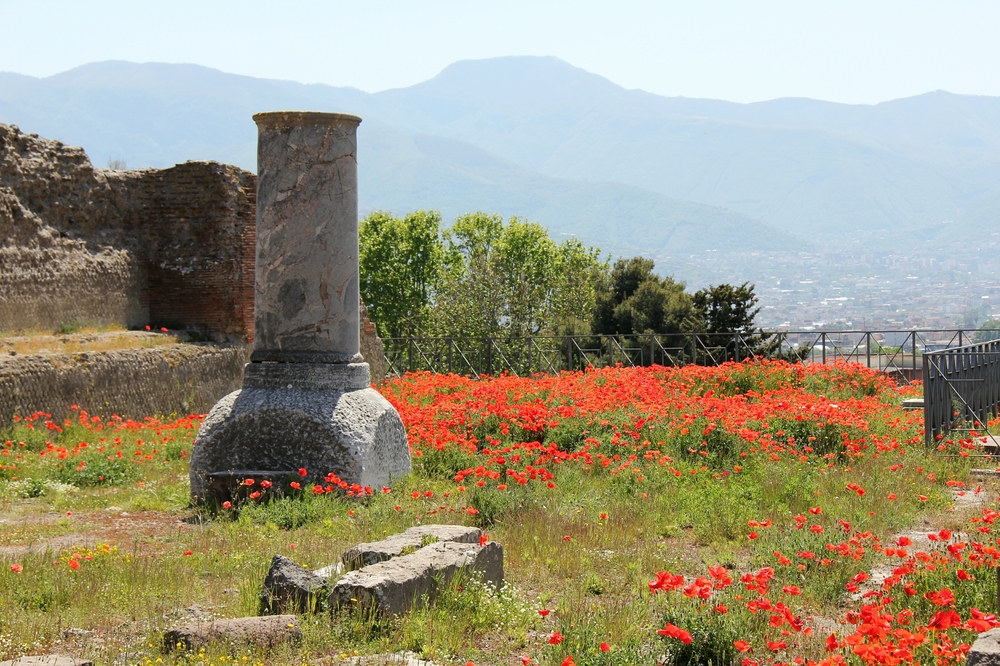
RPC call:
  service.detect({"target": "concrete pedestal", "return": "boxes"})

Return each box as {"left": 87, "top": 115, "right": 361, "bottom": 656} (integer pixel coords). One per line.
{"left": 189, "top": 112, "right": 410, "bottom": 503}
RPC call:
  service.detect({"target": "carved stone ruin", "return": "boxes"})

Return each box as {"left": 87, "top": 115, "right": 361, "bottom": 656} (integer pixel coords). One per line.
{"left": 189, "top": 111, "right": 410, "bottom": 503}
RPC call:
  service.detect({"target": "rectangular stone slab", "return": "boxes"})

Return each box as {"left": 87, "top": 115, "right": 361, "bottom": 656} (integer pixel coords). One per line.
{"left": 331, "top": 541, "right": 503, "bottom": 616}
{"left": 163, "top": 615, "right": 302, "bottom": 652}
{"left": 342, "top": 524, "right": 482, "bottom": 570}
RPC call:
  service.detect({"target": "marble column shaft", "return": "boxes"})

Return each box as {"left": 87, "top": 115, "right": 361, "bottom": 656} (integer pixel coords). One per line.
{"left": 251, "top": 111, "right": 363, "bottom": 363}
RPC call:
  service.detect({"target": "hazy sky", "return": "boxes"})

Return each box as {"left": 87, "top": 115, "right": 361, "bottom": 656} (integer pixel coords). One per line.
{"left": 2, "top": 1, "right": 999, "bottom": 104}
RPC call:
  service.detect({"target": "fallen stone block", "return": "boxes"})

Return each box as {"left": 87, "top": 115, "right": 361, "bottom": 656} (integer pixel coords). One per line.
{"left": 331, "top": 541, "right": 503, "bottom": 616}
{"left": 163, "top": 615, "right": 302, "bottom": 652}
{"left": 342, "top": 524, "right": 482, "bottom": 569}
{"left": 0, "top": 657, "right": 92, "bottom": 666}
{"left": 260, "top": 554, "right": 328, "bottom": 614}
{"left": 969, "top": 628, "right": 1000, "bottom": 666}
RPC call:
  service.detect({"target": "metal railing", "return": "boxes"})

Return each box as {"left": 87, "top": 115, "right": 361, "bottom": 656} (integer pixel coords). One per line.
{"left": 923, "top": 339, "right": 1000, "bottom": 446}
{"left": 381, "top": 329, "right": 994, "bottom": 381}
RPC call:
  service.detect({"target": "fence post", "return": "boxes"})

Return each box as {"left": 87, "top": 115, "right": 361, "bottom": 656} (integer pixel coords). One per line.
{"left": 408, "top": 338, "right": 414, "bottom": 373}
{"left": 866, "top": 332, "right": 871, "bottom": 369}
{"left": 923, "top": 353, "right": 932, "bottom": 447}
{"left": 822, "top": 332, "right": 826, "bottom": 365}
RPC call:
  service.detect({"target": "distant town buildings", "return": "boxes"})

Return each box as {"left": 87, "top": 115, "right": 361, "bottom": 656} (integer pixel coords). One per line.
{"left": 657, "top": 237, "right": 1000, "bottom": 332}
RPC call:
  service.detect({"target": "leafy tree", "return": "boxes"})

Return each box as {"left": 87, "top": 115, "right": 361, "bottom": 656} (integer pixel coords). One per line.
{"left": 359, "top": 210, "right": 443, "bottom": 337}
{"left": 973, "top": 320, "right": 1000, "bottom": 344}
{"left": 550, "top": 239, "right": 609, "bottom": 336}
{"left": 591, "top": 257, "right": 692, "bottom": 336}
{"left": 430, "top": 213, "right": 559, "bottom": 339}
{"left": 685, "top": 282, "right": 778, "bottom": 360}
{"left": 425, "top": 213, "right": 608, "bottom": 340}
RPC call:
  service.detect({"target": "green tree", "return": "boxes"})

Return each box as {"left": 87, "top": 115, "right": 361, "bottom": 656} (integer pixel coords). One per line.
{"left": 550, "top": 238, "right": 609, "bottom": 336}
{"left": 685, "top": 282, "right": 778, "bottom": 360}
{"left": 359, "top": 210, "right": 443, "bottom": 337}
{"left": 430, "top": 212, "right": 561, "bottom": 339}
{"left": 973, "top": 320, "right": 1000, "bottom": 344}
{"left": 432, "top": 212, "right": 607, "bottom": 339}
{"left": 591, "top": 257, "right": 692, "bottom": 336}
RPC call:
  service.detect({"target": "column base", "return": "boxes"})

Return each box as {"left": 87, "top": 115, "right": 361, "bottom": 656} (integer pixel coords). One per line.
{"left": 189, "top": 362, "right": 410, "bottom": 504}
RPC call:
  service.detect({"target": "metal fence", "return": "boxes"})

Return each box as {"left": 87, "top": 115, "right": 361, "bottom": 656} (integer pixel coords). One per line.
{"left": 923, "top": 339, "right": 1000, "bottom": 446}
{"left": 381, "top": 329, "right": 992, "bottom": 381}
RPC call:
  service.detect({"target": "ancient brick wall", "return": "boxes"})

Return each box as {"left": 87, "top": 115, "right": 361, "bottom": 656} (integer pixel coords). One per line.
{"left": 118, "top": 163, "right": 257, "bottom": 342}
{"left": 0, "top": 124, "right": 145, "bottom": 331}
{"left": 0, "top": 124, "right": 256, "bottom": 342}
{"left": 0, "top": 344, "right": 250, "bottom": 424}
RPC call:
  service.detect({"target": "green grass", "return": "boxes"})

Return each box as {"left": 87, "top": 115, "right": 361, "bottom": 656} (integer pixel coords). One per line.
{"left": 0, "top": 367, "right": 991, "bottom": 666}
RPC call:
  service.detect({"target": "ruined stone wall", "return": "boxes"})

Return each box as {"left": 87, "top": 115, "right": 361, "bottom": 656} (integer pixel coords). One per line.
{"left": 0, "top": 344, "right": 250, "bottom": 424}
{"left": 0, "top": 125, "right": 145, "bottom": 331}
{"left": 0, "top": 124, "right": 255, "bottom": 342}
{"left": 115, "top": 163, "right": 257, "bottom": 341}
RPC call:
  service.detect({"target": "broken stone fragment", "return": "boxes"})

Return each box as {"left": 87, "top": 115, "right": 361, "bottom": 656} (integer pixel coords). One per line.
{"left": 331, "top": 541, "right": 503, "bottom": 616}
{"left": 163, "top": 615, "right": 302, "bottom": 652}
{"left": 260, "top": 554, "right": 328, "bottom": 614}
{"left": 0, "top": 658, "right": 92, "bottom": 666}
{"left": 342, "top": 524, "right": 482, "bottom": 570}
{"left": 968, "top": 628, "right": 1000, "bottom": 666}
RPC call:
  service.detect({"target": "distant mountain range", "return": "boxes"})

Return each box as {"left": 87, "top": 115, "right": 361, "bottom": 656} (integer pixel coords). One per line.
{"left": 3, "top": 56, "right": 999, "bottom": 256}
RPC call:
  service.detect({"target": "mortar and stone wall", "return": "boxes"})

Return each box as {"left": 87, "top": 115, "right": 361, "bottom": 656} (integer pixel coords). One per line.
{"left": 0, "top": 123, "right": 256, "bottom": 341}
{"left": 0, "top": 343, "right": 250, "bottom": 425}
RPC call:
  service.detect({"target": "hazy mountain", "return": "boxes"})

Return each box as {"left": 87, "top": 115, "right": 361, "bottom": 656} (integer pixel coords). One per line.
{"left": 2, "top": 56, "right": 999, "bottom": 254}
{"left": 370, "top": 57, "right": 1000, "bottom": 242}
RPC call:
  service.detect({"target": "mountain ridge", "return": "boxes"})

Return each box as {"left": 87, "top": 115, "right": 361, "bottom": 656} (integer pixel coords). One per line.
{"left": 2, "top": 57, "right": 998, "bottom": 254}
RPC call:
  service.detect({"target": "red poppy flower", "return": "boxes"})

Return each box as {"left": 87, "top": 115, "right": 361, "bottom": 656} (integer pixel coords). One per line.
{"left": 657, "top": 623, "right": 693, "bottom": 644}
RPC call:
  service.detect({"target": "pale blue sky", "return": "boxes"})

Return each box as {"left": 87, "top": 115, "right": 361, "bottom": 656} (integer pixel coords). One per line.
{"left": 2, "top": 0, "right": 999, "bottom": 104}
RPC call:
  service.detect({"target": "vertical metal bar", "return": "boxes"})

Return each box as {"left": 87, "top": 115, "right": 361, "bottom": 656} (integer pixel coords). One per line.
{"left": 408, "top": 338, "right": 414, "bottom": 373}
{"left": 448, "top": 338, "right": 453, "bottom": 374}
{"left": 866, "top": 331, "right": 871, "bottom": 369}
{"left": 924, "top": 353, "right": 932, "bottom": 447}
{"left": 822, "top": 333, "right": 827, "bottom": 365}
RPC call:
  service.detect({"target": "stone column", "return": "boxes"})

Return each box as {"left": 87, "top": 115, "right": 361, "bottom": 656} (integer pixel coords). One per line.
{"left": 252, "top": 112, "right": 361, "bottom": 364}
{"left": 188, "top": 112, "right": 410, "bottom": 504}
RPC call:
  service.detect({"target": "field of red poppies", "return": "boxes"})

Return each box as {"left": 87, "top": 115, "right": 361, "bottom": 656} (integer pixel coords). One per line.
{"left": 0, "top": 360, "right": 996, "bottom": 666}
